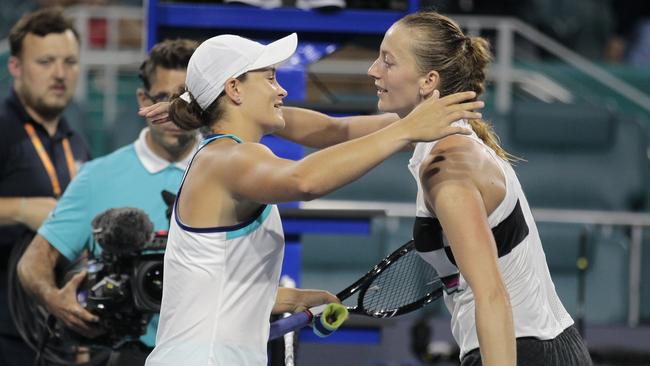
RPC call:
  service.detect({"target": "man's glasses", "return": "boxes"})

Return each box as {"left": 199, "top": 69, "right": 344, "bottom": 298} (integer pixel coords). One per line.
{"left": 144, "top": 90, "right": 171, "bottom": 104}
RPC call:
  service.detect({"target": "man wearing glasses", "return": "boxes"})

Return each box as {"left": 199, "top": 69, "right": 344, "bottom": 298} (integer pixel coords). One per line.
{"left": 17, "top": 39, "right": 199, "bottom": 366}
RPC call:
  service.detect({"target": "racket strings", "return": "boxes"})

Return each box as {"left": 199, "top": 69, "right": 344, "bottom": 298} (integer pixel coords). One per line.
{"left": 361, "top": 249, "right": 441, "bottom": 315}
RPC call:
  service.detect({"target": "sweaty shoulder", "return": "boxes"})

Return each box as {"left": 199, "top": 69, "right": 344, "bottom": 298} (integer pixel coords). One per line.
{"left": 420, "top": 134, "right": 486, "bottom": 181}
{"left": 192, "top": 139, "right": 273, "bottom": 174}
{"left": 420, "top": 133, "right": 505, "bottom": 186}
{"left": 420, "top": 134, "right": 506, "bottom": 214}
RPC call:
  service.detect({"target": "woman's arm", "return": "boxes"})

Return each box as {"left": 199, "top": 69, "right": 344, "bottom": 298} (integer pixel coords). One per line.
{"left": 272, "top": 288, "right": 339, "bottom": 314}
{"left": 420, "top": 139, "right": 515, "bottom": 366}
{"left": 212, "top": 92, "right": 482, "bottom": 204}
{"left": 276, "top": 107, "right": 399, "bottom": 148}
{"left": 139, "top": 103, "right": 400, "bottom": 148}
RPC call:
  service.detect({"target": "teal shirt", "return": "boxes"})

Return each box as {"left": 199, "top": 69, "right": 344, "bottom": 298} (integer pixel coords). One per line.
{"left": 39, "top": 142, "right": 188, "bottom": 347}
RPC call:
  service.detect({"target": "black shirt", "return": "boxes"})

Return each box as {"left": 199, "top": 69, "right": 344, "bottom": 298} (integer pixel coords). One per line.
{"left": 0, "top": 88, "right": 91, "bottom": 336}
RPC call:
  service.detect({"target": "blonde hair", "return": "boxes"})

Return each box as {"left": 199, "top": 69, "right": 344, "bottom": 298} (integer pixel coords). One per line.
{"left": 398, "top": 11, "right": 515, "bottom": 161}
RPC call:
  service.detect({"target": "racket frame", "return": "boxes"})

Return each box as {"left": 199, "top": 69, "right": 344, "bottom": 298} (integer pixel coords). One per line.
{"left": 336, "top": 240, "right": 443, "bottom": 318}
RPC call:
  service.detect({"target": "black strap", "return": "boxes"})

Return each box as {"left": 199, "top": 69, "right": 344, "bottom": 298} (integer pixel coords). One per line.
{"left": 413, "top": 199, "right": 530, "bottom": 265}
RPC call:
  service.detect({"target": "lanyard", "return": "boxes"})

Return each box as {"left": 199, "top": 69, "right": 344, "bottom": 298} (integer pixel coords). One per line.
{"left": 23, "top": 123, "right": 77, "bottom": 197}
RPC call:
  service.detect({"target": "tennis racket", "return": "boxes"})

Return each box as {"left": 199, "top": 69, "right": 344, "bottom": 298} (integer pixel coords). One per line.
{"left": 269, "top": 240, "right": 444, "bottom": 340}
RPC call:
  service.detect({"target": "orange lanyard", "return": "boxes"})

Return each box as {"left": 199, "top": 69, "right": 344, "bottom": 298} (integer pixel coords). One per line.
{"left": 23, "top": 123, "right": 77, "bottom": 197}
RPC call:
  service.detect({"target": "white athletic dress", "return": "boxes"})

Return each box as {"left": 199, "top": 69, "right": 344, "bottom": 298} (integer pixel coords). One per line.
{"left": 408, "top": 120, "right": 574, "bottom": 359}
{"left": 146, "top": 134, "right": 285, "bottom": 366}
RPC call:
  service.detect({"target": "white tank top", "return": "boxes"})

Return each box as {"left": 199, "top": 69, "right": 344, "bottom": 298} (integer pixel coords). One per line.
{"left": 407, "top": 120, "right": 573, "bottom": 359}
{"left": 146, "top": 134, "right": 285, "bottom": 366}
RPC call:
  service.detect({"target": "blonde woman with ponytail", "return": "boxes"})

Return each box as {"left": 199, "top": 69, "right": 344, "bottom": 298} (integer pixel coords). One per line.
{"left": 365, "top": 11, "right": 591, "bottom": 366}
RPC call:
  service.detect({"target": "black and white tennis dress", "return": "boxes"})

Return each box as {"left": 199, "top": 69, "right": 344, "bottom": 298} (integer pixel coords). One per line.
{"left": 408, "top": 120, "right": 575, "bottom": 361}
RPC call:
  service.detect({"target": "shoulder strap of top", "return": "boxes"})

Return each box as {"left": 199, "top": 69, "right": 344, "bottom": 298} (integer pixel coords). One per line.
{"left": 200, "top": 133, "right": 243, "bottom": 148}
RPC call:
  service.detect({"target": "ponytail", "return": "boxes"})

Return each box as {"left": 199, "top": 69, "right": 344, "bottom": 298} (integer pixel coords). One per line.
{"left": 169, "top": 89, "right": 224, "bottom": 132}
{"left": 465, "top": 36, "right": 517, "bottom": 162}
{"left": 398, "top": 11, "right": 516, "bottom": 162}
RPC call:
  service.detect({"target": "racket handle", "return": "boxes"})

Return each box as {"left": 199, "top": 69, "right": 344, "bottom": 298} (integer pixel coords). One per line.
{"left": 268, "top": 304, "right": 329, "bottom": 341}
{"left": 269, "top": 310, "right": 313, "bottom": 341}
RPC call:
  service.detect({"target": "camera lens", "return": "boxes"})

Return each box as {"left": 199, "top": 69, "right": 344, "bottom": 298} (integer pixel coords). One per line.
{"left": 133, "top": 260, "right": 164, "bottom": 312}
{"left": 142, "top": 262, "right": 163, "bottom": 301}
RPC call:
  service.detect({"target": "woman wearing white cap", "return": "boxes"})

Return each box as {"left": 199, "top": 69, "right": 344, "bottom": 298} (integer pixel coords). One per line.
{"left": 144, "top": 32, "right": 483, "bottom": 366}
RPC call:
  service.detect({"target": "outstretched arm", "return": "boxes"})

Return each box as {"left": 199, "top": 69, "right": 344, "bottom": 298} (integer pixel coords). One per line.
{"left": 276, "top": 107, "right": 399, "bottom": 148}
{"left": 216, "top": 92, "right": 482, "bottom": 204}
{"left": 420, "top": 140, "right": 515, "bottom": 366}
{"left": 139, "top": 103, "right": 399, "bottom": 148}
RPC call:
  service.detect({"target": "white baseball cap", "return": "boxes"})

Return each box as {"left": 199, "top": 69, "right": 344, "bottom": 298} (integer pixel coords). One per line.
{"left": 180, "top": 33, "right": 298, "bottom": 110}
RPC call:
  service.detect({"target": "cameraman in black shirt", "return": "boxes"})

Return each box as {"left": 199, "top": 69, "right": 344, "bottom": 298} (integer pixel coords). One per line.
{"left": 0, "top": 8, "right": 90, "bottom": 366}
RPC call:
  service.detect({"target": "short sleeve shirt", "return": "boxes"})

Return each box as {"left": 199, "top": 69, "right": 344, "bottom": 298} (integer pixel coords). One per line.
{"left": 38, "top": 128, "right": 196, "bottom": 346}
